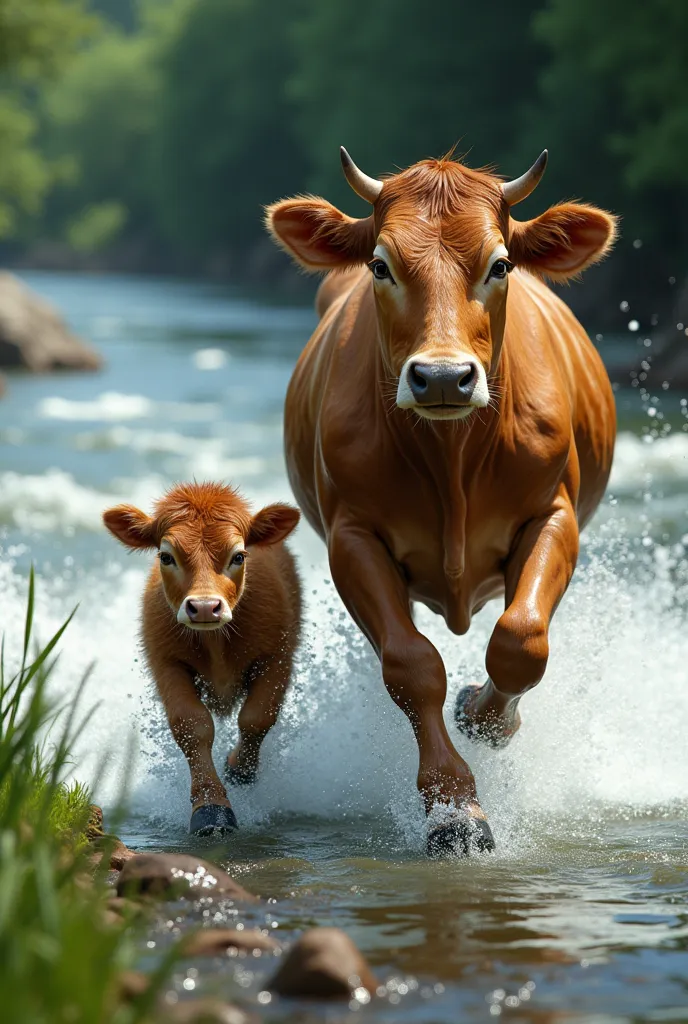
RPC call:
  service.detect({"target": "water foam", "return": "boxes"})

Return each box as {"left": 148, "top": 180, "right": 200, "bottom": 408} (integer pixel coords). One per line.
{"left": 0, "top": 470, "right": 166, "bottom": 532}
{"left": 0, "top": 516, "right": 685, "bottom": 852}
{"left": 611, "top": 431, "right": 688, "bottom": 495}
{"left": 38, "top": 392, "right": 220, "bottom": 423}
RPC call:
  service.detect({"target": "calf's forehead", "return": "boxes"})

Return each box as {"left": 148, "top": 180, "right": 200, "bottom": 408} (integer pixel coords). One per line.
{"left": 162, "top": 520, "right": 244, "bottom": 565}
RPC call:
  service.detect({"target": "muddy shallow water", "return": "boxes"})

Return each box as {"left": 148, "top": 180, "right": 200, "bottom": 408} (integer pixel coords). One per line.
{"left": 1, "top": 271, "right": 687, "bottom": 1021}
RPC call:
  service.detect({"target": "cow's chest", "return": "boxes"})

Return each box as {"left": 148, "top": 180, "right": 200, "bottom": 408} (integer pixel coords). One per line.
{"left": 185, "top": 646, "right": 245, "bottom": 716}
{"left": 380, "top": 486, "right": 521, "bottom": 634}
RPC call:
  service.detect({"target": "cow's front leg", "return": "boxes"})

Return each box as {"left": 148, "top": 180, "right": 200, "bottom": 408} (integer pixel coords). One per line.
{"left": 226, "top": 654, "right": 292, "bottom": 785}
{"left": 153, "top": 659, "right": 238, "bottom": 836}
{"left": 456, "top": 497, "right": 579, "bottom": 747}
{"left": 328, "top": 518, "right": 494, "bottom": 856}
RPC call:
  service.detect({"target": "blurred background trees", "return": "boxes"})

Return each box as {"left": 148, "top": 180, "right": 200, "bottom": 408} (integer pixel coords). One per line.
{"left": 0, "top": 0, "right": 686, "bottom": 318}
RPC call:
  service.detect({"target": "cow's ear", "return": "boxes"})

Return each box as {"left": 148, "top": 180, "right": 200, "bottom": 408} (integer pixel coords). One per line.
{"left": 509, "top": 202, "right": 618, "bottom": 281}
{"left": 265, "top": 197, "right": 375, "bottom": 271}
{"left": 103, "top": 504, "right": 157, "bottom": 549}
{"left": 247, "top": 503, "right": 300, "bottom": 547}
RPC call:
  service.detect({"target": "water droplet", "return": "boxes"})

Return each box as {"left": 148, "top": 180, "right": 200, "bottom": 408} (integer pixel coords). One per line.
{"left": 620, "top": 300, "right": 630, "bottom": 312}
{"left": 628, "top": 320, "right": 639, "bottom": 332}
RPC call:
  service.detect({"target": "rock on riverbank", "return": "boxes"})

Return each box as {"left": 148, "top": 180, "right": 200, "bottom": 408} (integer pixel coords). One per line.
{"left": 0, "top": 271, "right": 101, "bottom": 373}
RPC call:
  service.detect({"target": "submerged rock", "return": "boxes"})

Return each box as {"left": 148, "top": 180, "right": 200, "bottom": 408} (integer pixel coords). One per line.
{"left": 109, "top": 839, "right": 136, "bottom": 870}
{"left": 183, "top": 927, "right": 279, "bottom": 957}
{"left": 116, "top": 852, "right": 256, "bottom": 902}
{"left": 0, "top": 271, "right": 101, "bottom": 373}
{"left": 269, "top": 927, "right": 376, "bottom": 999}
{"left": 117, "top": 974, "right": 254, "bottom": 1024}
{"left": 164, "top": 999, "right": 255, "bottom": 1024}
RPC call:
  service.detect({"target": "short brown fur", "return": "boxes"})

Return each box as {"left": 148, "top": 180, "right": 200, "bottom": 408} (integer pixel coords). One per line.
{"left": 103, "top": 482, "right": 301, "bottom": 819}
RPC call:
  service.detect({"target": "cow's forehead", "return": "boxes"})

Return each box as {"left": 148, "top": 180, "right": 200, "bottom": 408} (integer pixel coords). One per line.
{"left": 374, "top": 161, "right": 506, "bottom": 278}
{"left": 163, "top": 520, "right": 244, "bottom": 562}
{"left": 377, "top": 204, "right": 503, "bottom": 280}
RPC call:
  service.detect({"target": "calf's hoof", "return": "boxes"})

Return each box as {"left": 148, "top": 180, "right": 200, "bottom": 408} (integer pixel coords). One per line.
{"left": 190, "top": 804, "right": 239, "bottom": 837}
{"left": 427, "top": 815, "right": 495, "bottom": 858}
{"left": 454, "top": 684, "right": 520, "bottom": 749}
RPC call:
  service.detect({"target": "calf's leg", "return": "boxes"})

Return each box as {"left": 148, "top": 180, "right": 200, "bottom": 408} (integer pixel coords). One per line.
{"left": 456, "top": 498, "right": 579, "bottom": 746}
{"left": 153, "top": 660, "right": 237, "bottom": 835}
{"left": 226, "top": 654, "right": 293, "bottom": 785}
{"left": 328, "top": 518, "right": 494, "bottom": 856}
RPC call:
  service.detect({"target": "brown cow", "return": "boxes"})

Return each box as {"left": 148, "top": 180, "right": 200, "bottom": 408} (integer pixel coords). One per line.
{"left": 103, "top": 482, "right": 301, "bottom": 836}
{"left": 266, "top": 147, "right": 617, "bottom": 856}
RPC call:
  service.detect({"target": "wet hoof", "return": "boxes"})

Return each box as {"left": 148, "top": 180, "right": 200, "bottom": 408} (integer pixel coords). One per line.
{"left": 225, "top": 763, "right": 257, "bottom": 787}
{"left": 454, "top": 685, "right": 519, "bottom": 749}
{"left": 427, "top": 816, "right": 496, "bottom": 858}
{"left": 189, "top": 804, "right": 239, "bottom": 837}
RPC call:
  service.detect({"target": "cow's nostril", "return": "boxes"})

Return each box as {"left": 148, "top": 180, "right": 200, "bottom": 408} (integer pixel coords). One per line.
{"left": 211, "top": 601, "right": 222, "bottom": 618}
{"left": 186, "top": 599, "right": 198, "bottom": 618}
{"left": 410, "top": 363, "right": 428, "bottom": 391}
{"left": 457, "top": 363, "right": 477, "bottom": 388}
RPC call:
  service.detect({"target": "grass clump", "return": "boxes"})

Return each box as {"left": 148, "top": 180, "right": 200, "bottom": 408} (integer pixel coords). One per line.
{"left": 0, "top": 570, "right": 175, "bottom": 1024}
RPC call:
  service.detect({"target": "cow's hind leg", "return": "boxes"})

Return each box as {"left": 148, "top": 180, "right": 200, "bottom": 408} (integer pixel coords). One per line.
{"left": 226, "top": 655, "right": 292, "bottom": 785}
{"left": 456, "top": 497, "right": 579, "bottom": 747}
{"left": 329, "top": 519, "right": 494, "bottom": 857}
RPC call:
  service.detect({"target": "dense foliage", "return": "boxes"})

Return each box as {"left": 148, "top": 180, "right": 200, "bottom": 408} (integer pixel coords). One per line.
{"left": 0, "top": 0, "right": 686, "bottom": 296}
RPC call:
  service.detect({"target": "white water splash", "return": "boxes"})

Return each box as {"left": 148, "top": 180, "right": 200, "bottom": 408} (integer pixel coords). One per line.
{"left": 0, "top": 512, "right": 685, "bottom": 853}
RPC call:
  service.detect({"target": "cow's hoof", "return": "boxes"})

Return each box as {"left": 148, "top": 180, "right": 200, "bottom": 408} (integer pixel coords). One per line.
{"left": 225, "top": 763, "right": 257, "bottom": 787}
{"left": 427, "top": 816, "right": 496, "bottom": 858}
{"left": 189, "top": 804, "right": 239, "bottom": 837}
{"left": 454, "top": 685, "right": 519, "bottom": 749}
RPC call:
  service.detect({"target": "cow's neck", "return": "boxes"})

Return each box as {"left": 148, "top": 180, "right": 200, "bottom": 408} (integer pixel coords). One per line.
{"left": 378, "top": 351, "right": 505, "bottom": 586}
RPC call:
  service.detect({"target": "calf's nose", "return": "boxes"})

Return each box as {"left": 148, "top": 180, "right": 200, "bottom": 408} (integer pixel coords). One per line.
{"left": 185, "top": 597, "right": 223, "bottom": 623}
{"left": 408, "top": 360, "right": 477, "bottom": 405}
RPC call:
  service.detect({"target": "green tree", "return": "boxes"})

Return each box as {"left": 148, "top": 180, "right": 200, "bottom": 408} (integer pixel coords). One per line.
{"left": 150, "top": 0, "right": 309, "bottom": 256}
{"left": 41, "top": 29, "right": 160, "bottom": 250}
{"left": 289, "top": 0, "right": 543, "bottom": 212}
{"left": 517, "top": 0, "right": 688, "bottom": 248}
{"left": 0, "top": 0, "right": 95, "bottom": 239}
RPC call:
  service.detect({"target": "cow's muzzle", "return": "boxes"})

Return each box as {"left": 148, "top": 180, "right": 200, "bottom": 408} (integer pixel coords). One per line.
{"left": 396, "top": 356, "right": 489, "bottom": 419}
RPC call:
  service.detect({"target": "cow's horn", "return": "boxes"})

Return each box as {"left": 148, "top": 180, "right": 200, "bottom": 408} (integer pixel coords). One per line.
{"left": 501, "top": 150, "right": 548, "bottom": 206}
{"left": 340, "top": 147, "right": 383, "bottom": 203}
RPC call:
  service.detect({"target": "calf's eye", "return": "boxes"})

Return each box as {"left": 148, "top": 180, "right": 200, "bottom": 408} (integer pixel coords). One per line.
{"left": 159, "top": 551, "right": 176, "bottom": 567}
{"left": 230, "top": 552, "right": 245, "bottom": 567}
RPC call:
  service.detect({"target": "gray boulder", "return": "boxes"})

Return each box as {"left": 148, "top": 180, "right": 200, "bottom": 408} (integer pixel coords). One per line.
{"left": 0, "top": 271, "right": 101, "bottom": 372}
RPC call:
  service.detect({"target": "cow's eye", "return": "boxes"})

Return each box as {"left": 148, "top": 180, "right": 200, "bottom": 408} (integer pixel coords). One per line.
{"left": 487, "top": 258, "right": 512, "bottom": 282}
{"left": 230, "top": 551, "right": 246, "bottom": 568}
{"left": 368, "top": 259, "right": 394, "bottom": 283}
{"left": 159, "top": 551, "right": 176, "bottom": 567}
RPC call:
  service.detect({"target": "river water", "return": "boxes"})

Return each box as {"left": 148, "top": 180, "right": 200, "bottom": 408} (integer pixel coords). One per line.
{"left": 1, "top": 271, "right": 687, "bottom": 1022}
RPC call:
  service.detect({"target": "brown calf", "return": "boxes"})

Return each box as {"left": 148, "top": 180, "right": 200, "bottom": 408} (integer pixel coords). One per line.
{"left": 104, "top": 482, "right": 301, "bottom": 836}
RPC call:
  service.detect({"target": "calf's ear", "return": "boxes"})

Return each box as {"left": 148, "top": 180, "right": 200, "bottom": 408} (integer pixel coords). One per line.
{"left": 247, "top": 503, "right": 300, "bottom": 547}
{"left": 509, "top": 202, "right": 618, "bottom": 281}
{"left": 103, "top": 504, "right": 156, "bottom": 549}
{"left": 265, "top": 197, "right": 374, "bottom": 271}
